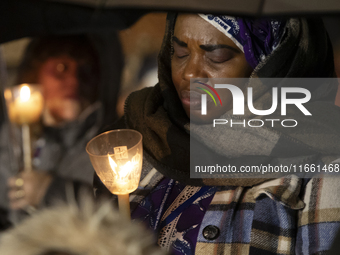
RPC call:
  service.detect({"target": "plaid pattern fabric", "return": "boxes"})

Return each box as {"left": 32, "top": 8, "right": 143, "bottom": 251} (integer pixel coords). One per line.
{"left": 131, "top": 171, "right": 340, "bottom": 255}
{"left": 196, "top": 176, "right": 299, "bottom": 255}
{"left": 297, "top": 176, "right": 340, "bottom": 254}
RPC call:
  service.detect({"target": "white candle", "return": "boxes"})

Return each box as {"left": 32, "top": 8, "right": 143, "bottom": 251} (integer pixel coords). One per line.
{"left": 4, "top": 84, "right": 44, "bottom": 172}
{"left": 107, "top": 154, "right": 141, "bottom": 221}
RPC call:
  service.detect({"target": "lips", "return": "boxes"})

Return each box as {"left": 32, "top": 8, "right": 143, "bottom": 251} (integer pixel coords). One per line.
{"left": 180, "top": 90, "right": 214, "bottom": 110}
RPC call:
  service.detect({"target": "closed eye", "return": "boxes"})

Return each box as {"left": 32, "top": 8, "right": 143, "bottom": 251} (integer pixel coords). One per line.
{"left": 206, "top": 49, "right": 233, "bottom": 63}
{"left": 176, "top": 54, "right": 189, "bottom": 59}
{"left": 173, "top": 41, "right": 189, "bottom": 59}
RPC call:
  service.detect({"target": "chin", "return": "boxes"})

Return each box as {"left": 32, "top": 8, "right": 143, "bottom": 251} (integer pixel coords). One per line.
{"left": 188, "top": 107, "right": 229, "bottom": 124}
{"left": 59, "top": 100, "right": 82, "bottom": 121}
{"left": 47, "top": 98, "right": 82, "bottom": 124}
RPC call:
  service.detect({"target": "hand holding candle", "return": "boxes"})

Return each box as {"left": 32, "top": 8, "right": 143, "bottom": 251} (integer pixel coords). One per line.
{"left": 4, "top": 84, "right": 44, "bottom": 172}
{"left": 86, "top": 129, "right": 143, "bottom": 220}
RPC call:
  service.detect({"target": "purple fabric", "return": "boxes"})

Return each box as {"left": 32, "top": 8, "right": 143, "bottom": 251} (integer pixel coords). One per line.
{"left": 131, "top": 178, "right": 216, "bottom": 255}
{"left": 200, "top": 15, "right": 286, "bottom": 69}
{"left": 237, "top": 18, "right": 286, "bottom": 69}
{"left": 131, "top": 178, "right": 172, "bottom": 230}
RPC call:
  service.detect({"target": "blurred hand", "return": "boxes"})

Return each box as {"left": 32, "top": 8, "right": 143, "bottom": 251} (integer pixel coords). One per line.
{"left": 7, "top": 170, "right": 53, "bottom": 210}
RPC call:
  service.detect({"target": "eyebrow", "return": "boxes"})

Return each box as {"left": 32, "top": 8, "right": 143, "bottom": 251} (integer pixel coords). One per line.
{"left": 200, "top": 44, "right": 240, "bottom": 53}
{"left": 173, "top": 36, "right": 187, "bottom": 47}
{"left": 172, "top": 36, "right": 240, "bottom": 53}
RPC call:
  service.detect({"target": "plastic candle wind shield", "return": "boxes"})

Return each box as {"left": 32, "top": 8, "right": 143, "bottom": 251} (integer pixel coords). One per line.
{"left": 86, "top": 129, "right": 143, "bottom": 195}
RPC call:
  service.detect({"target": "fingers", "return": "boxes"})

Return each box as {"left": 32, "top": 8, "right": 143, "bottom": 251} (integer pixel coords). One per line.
{"left": 8, "top": 174, "right": 28, "bottom": 210}
{"left": 15, "top": 177, "right": 24, "bottom": 187}
{"left": 8, "top": 176, "right": 19, "bottom": 188}
{"left": 8, "top": 176, "right": 24, "bottom": 189}
{"left": 8, "top": 189, "right": 25, "bottom": 200}
{"left": 7, "top": 171, "right": 53, "bottom": 210}
{"left": 9, "top": 197, "right": 29, "bottom": 210}
{"left": 8, "top": 185, "right": 29, "bottom": 210}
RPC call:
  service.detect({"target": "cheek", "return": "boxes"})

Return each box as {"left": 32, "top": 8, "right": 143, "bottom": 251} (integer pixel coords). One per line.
{"left": 236, "top": 64, "right": 253, "bottom": 78}
{"left": 227, "top": 58, "right": 253, "bottom": 78}
{"left": 210, "top": 59, "right": 251, "bottom": 114}
{"left": 40, "top": 76, "right": 61, "bottom": 100}
{"left": 38, "top": 67, "right": 64, "bottom": 99}
{"left": 211, "top": 55, "right": 252, "bottom": 79}
{"left": 214, "top": 89, "right": 233, "bottom": 113}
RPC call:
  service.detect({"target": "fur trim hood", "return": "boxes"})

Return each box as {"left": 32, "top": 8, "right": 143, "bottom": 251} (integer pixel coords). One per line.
{"left": 0, "top": 198, "right": 166, "bottom": 255}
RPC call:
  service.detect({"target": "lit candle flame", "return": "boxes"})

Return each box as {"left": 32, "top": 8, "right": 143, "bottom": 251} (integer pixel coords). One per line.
{"left": 107, "top": 155, "right": 139, "bottom": 182}
{"left": 20, "top": 85, "right": 31, "bottom": 102}
{"left": 108, "top": 156, "right": 118, "bottom": 175}
{"left": 120, "top": 161, "right": 132, "bottom": 178}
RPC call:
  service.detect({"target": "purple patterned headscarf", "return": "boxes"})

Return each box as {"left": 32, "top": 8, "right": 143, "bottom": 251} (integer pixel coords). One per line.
{"left": 198, "top": 14, "right": 287, "bottom": 69}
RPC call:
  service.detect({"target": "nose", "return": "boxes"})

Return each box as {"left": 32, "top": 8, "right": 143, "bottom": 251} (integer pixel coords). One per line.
{"left": 182, "top": 54, "right": 206, "bottom": 82}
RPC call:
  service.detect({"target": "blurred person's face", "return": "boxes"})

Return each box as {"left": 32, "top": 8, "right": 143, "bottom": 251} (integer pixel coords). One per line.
{"left": 38, "top": 55, "right": 81, "bottom": 125}
{"left": 171, "top": 14, "right": 253, "bottom": 123}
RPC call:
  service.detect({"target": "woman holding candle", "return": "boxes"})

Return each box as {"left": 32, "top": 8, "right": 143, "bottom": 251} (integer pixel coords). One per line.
{"left": 95, "top": 13, "right": 340, "bottom": 254}
{"left": 1, "top": 33, "right": 123, "bottom": 218}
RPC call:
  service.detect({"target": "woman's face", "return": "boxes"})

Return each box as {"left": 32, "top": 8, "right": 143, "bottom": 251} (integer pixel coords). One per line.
{"left": 171, "top": 14, "right": 253, "bottom": 123}
{"left": 38, "top": 56, "right": 81, "bottom": 124}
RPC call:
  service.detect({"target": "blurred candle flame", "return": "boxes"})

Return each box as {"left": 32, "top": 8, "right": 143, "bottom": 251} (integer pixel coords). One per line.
{"left": 5, "top": 84, "right": 43, "bottom": 125}
{"left": 20, "top": 85, "right": 31, "bottom": 102}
